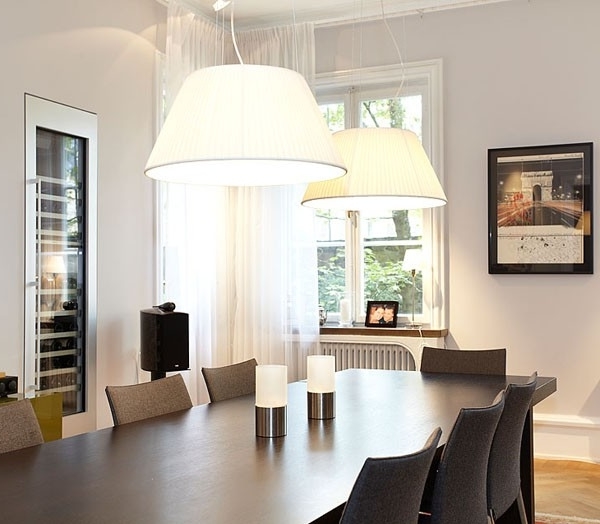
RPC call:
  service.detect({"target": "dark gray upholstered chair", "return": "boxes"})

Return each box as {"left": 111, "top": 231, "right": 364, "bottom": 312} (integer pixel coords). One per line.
{"left": 419, "top": 391, "right": 505, "bottom": 524}
{"left": 105, "top": 373, "right": 192, "bottom": 426}
{"left": 201, "top": 358, "right": 258, "bottom": 402}
{"left": 0, "top": 399, "right": 44, "bottom": 453}
{"left": 339, "top": 427, "right": 442, "bottom": 524}
{"left": 420, "top": 346, "right": 506, "bottom": 375}
{"left": 488, "top": 372, "right": 538, "bottom": 524}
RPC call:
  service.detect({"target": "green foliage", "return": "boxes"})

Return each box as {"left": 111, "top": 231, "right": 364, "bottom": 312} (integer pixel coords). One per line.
{"left": 389, "top": 98, "right": 405, "bottom": 128}
{"left": 363, "top": 249, "right": 420, "bottom": 314}
{"left": 318, "top": 247, "right": 423, "bottom": 316}
{"left": 321, "top": 103, "right": 345, "bottom": 132}
{"left": 317, "top": 248, "right": 346, "bottom": 313}
{"left": 361, "top": 98, "right": 406, "bottom": 128}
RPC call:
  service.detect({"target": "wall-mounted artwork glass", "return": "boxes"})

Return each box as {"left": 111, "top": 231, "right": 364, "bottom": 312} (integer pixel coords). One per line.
{"left": 488, "top": 142, "right": 593, "bottom": 274}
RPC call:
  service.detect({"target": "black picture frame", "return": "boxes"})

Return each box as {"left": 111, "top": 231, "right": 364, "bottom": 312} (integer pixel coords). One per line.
{"left": 488, "top": 142, "right": 593, "bottom": 274}
{"left": 365, "top": 301, "right": 399, "bottom": 327}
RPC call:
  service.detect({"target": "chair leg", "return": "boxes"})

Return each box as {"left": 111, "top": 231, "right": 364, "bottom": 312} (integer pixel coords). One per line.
{"left": 516, "top": 490, "right": 528, "bottom": 524}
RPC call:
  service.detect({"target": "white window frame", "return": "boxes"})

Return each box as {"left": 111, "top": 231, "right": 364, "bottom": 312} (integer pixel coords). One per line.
{"left": 314, "top": 59, "right": 447, "bottom": 328}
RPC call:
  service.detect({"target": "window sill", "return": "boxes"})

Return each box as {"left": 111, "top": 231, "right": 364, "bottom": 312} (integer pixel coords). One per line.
{"left": 319, "top": 325, "right": 448, "bottom": 338}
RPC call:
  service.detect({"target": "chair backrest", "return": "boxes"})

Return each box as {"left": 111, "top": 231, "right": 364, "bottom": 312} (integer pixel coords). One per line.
{"left": 420, "top": 346, "right": 506, "bottom": 375}
{"left": 428, "top": 391, "right": 505, "bottom": 524}
{"left": 487, "top": 372, "right": 538, "bottom": 521}
{"left": 0, "top": 399, "right": 44, "bottom": 453}
{"left": 105, "top": 373, "right": 192, "bottom": 426}
{"left": 340, "top": 427, "right": 442, "bottom": 524}
{"left": 201, "top": 358, "right": 258, "bottom": 402}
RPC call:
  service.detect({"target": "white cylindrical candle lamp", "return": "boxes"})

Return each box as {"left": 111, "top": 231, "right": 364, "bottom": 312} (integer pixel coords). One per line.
{"left": 307, "top": 355, "right": 336, "bottom": 419}
{"left": 307, "top": 355, "right": 335, "bottom": 393}
{"left": 255, "top": 365, "right": 288, "bottom": 437}
{"left": 339, "top": 298, "right": 352, "bottom": 327}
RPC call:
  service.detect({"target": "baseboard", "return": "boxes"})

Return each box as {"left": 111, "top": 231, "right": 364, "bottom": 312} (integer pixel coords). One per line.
{"left": 536, "top": 513, "right": 600, "bottom": 524}
{"left": 534, "top": 414, "right": 600, "bottom": 463}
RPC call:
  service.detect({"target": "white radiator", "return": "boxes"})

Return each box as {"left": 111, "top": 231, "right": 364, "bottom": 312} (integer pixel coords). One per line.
{"left": 320, "top": 341, "right": 416, "bottom": 371}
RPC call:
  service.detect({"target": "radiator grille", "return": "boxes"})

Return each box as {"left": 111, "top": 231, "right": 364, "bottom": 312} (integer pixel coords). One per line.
{"left": 321, "top": 342, "right": 416, "bottom": 371}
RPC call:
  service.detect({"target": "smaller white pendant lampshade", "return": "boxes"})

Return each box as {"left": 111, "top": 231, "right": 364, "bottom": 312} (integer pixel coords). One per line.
{"left": 307, "top": 355, "right": 336, "bottom": 393}
{"left": 301, "top": 127, "right": 447, "bottom": 210}
{"left": 255, "top": 365, "right": 288, "bottom": 408}
{"left": 145, "top": 64, "right": 347, "bottom": 187}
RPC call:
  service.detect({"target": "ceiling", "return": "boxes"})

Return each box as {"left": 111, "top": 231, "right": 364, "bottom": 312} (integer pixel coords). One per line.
{"left": 183, "top": 0, "right": 512, "bottom": 29}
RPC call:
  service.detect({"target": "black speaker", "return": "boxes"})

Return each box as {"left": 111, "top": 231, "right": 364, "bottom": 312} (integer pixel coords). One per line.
{"left": 0, "top": 376, "right": 18, "bottom": 397}
{"left": 140, "top": 308, "right": 189, "bottom": 379}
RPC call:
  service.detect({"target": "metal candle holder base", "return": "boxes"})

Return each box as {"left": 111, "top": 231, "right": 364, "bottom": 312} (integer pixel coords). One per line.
{"left": 308, "top": 391, "right": 336, "bottom": 420}
{"left": 255, "top": 406, "right": 287, "bottom": 438}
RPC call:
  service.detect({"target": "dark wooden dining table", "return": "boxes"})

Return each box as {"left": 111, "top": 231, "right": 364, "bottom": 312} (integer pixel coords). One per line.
{"left": 1, "top": 369, "right": 556, "bottom": 524}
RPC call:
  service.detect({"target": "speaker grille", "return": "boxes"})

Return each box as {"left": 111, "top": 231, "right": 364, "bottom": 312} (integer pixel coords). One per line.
{"left": 140, "top": 309, "right": 189, "bottom": 372}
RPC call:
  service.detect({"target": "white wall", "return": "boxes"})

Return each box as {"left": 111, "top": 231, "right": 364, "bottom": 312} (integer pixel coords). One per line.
{"left": 316, "top": 0, "right": 600, "bottom": 462}
{"left": 0, "top": 0, "right": 166, "bottom": 433}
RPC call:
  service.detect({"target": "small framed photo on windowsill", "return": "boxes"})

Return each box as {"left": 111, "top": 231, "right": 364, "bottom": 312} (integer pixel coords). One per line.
{"left": 365, "top": 301, "right": 399, "bottom": 328}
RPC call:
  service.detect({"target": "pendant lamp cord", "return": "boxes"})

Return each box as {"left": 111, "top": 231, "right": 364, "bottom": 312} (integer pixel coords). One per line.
{"left": 379, "top": 0, "right": 406, "bottom": 98}
{"left": 230, "top": 1, "right": 244, "bottom": 64}
{"left": 291, "top": 0, "right": 299, "bottom": 72}
{"left": 214, "top": 4, "right": 226, "bottom": 66}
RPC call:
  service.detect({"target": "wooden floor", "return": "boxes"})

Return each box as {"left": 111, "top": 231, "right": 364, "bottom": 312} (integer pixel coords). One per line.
{"left": 535, "top": 459, "right": 600, "bottom": 520}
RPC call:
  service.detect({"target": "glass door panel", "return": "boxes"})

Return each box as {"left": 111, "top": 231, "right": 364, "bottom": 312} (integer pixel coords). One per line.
{"left": 34, "top": 129, "right": 86, "bottom": 415}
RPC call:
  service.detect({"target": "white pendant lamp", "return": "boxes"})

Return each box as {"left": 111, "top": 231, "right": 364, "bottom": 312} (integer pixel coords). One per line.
{"left": 301, "top": 127, "right": 447, "bottom": 210}
{"left": 145, "top": 64, "right": 347, "bottom": 187}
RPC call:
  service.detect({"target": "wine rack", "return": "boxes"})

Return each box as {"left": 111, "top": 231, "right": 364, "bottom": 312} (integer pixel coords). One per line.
{"left": 32, "top": 129, "right": 86, "bottom": 416}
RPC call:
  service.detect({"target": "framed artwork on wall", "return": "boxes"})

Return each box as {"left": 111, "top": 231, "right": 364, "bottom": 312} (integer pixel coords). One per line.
{"left": 488, "top": 142, "right": 593, "bottom": 274}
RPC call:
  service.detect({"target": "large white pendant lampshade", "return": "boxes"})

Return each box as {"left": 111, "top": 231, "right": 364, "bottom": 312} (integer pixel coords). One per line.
{"left": 145, "top": 64, "right": 347, "bottom": 186}
{"left": 301, "top": 127, "right": 447, "bottom": 210}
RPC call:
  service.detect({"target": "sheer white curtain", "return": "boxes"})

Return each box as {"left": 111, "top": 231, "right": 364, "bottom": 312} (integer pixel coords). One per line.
{"left": 161, "top": 1, "right": 320, "bottom": 404}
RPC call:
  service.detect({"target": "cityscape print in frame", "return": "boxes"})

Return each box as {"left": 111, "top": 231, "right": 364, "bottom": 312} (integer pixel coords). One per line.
{"left": 488, "top": 142, "right": 593, "bottom": 274}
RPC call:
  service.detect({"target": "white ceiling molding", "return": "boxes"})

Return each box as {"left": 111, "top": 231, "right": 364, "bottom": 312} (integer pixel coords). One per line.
{"left": 159, "top": 0, "right": 515, "bottom": 30}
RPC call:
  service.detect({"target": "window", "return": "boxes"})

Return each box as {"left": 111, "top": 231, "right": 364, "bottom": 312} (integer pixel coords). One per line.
{"left": 314, "top": 60, "right": 446, "bottom": 327}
